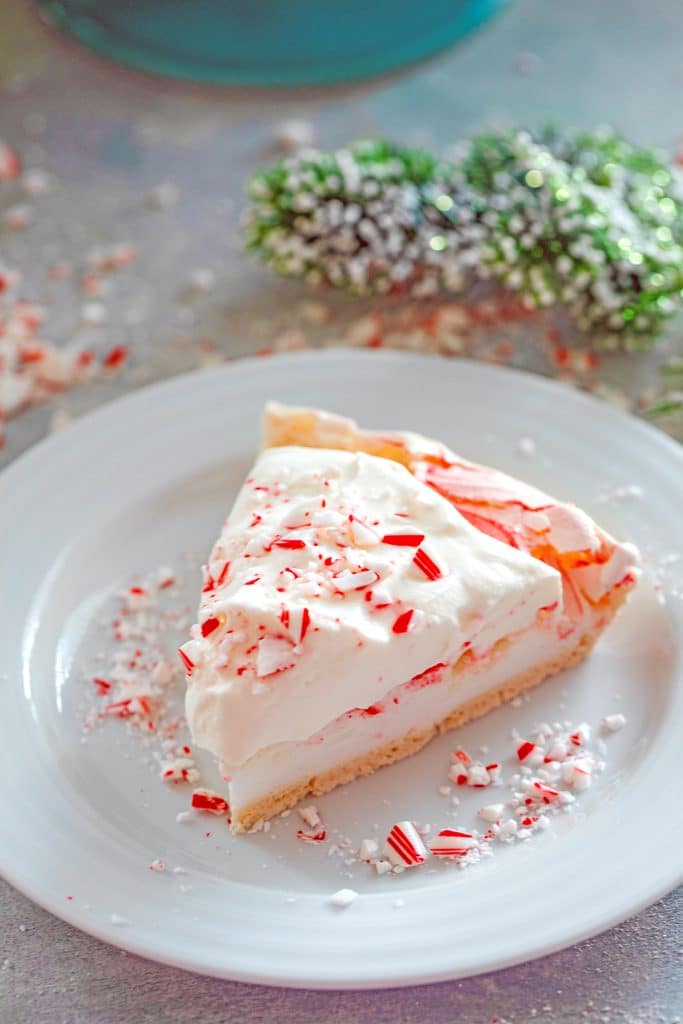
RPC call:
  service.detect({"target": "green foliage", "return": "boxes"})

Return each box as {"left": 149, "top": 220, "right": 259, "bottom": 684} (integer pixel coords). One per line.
{"left": 245, "top": 128, "right": 683, "bottom": 350}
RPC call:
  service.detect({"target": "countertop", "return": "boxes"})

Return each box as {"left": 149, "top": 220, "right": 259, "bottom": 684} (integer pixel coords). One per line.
{"left": 0, "top": 0, "right": 681, "bottom": 1020}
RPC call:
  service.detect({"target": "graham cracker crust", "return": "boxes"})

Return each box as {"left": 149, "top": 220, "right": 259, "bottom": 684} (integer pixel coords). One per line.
{"left": 232, "top": 584, "right": 633, "bottom": 833}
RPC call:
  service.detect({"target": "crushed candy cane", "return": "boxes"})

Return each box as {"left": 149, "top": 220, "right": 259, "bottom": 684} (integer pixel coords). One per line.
{"left": 298, "top": 805, "right": 322, "bottom": 829}
{"left": 383, "top": 821, "right": 428, "bottom": 867}
{"left": 359, "top": 838, "right": 379, "bottom": 860}
{"left": 448, "top": 751, "right": 500, "bottom": 788}
{"left": 191, "top": 789, "right": 230, "bottom": 815}
{"left": 429, "top": 829, "right": 479, "bottom": 857}
{"left": 478, "top": 803, "right": 505, "bottom": 822}
{"left": 328, "top": 888, "right": 358, "bottom": 908}
{"left": 296, "top": 829, "right": 327, "bottom": 843}
{"left": 0, "top": 141, "right": 136, "bottom": 447}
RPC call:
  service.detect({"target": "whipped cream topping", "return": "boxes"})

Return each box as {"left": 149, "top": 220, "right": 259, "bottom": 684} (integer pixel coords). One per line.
{"left": 183, "top": 446, "right": 560, "bottom": 769}
{"left": 263, "top": 403, "right": 640, "bottom": 606}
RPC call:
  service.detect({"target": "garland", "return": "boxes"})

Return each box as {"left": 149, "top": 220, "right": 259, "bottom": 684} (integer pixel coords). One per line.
{"left": 245, "top": 127, "right": 683, "bottom": 351}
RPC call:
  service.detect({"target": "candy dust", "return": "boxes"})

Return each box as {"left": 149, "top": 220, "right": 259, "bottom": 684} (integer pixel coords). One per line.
{"left": 81, "top": 562, "right": 204, "bottom": 793}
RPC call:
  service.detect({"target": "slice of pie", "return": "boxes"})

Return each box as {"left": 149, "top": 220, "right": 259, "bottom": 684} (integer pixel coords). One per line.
{"left": 180, "top": 405, "right": 639, "bottom": 832}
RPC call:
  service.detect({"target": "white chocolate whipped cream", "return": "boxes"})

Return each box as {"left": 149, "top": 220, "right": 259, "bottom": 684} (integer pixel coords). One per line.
{"left": 183, "top": 446, "right": 561, "bottom": 770}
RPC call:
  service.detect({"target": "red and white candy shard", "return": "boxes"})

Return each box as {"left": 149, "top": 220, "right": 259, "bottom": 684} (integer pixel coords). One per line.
{"left": 429, "top": 829, "right": 479, "bottom": 857}
{"left": 383, "top": 821, "right": 429, "bottom": 867}
{"left": 191, "top": 789, "right": 230, "bottom": 815}
{"left": 0, "top": 201, "right": 131, "bottom": 445}
{"left": 569, "top": 723, "right": 591, "bottom": 746}
{"left": 544, "top": 737, "right": 569, "bottom": 762}
{"left": 562, "top": 756, "right": 594, "bottom": 790}
{"left": 296, "top": 829, "right": 327, "bottom": 843}
{"left": 516, "top": 740, "right": 544, "bottom": 765}
{"left": 495, "top": 819, "right": 519, "bottom": 841}
{"left": 449, "top": 758, "right": 499, "bottom": 787}
{"left": 478, "top": 803, "right": 505, "bottom": 822}
{"left": 256, "top": 636, "right": 295, "bottom": 677}
{"left": 160, "top": 757, "right": 200, "bottom": 784}
{"left": 298, "top": 804, "right": 321, "bottom": 829}
{"left": 530, "top": 780, "right": 561, "bottom": 804}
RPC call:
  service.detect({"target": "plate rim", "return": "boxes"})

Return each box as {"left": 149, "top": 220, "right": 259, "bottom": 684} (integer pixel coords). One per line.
{"left": 1, "top": 349, "right": 682, "bottom": 988}
{"left": 2, "top": 350, "right": 683, "bottom": 492}
{"left": 2, "top": 863, "right": 680, "bottom": 990}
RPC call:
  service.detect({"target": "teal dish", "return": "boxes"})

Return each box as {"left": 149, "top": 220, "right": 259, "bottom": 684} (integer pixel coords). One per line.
{"left": 36, "top": 0, "right": 509, "bottom": 87}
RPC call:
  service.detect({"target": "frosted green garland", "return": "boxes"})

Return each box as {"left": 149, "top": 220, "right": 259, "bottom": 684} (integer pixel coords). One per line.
{"left": 245, "top": 128, "right": 683, "bottom": 350}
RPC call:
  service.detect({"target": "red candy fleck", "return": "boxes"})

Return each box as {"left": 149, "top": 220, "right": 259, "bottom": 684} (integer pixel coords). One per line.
{"left": 429, "top": 829, "right": 476, "bottom": 857}
{"left": 381, "top": 533, "right": 424, "bottom": 546}
{"left": 215, "top": 562, "right": 230, "bottom": 586}
{"left": 76, "top": 349, "right": 95, "bottom": 368}
{"left": 0, "top": 141, "right": 21, "bottom": 181}
{"left": 407, "top": 661, "right": 446, "bottom": 688}
{"left": 412, "top": 547, "right": 442, "bottom": 581}
{"left": 200, "top": 617, "right": 221, "bottom": 638}
{"left": 296, "top": 829, "right": 327, "bottom": 843}
{"left": 191, "top": 790, "right": 229, "bottom": 815}
{"left": 516, "top": 741, "right": 537, "bottom": 762}
{"left": 554, "top": 345, "right": 571, "bottom": 367}
{"left": 103, "top": 344, "right": 128, "bottom": 369}
{"left": 104, "top": 696, "right": 150, "bottom": 718}
{"left": 19, "top": 346, "right": 45, "bottom": 364}
{"left": 299, "top": 606, "right": 311, "bottom": 642}
{"left": 272, "top": 538, "right": 306, "bottom": 550}
{"left": 532, "top": 781, "right": 560, "bottom": 804}
{"left": 361, "top": 703, "right": 382, "bottom": 716}
{"left": 384, "top": 822, "right": 427, "bottom": 865}
{"left": 178, "top": 648, "right": 194, "bottom": 675}
{"left": 392, "top": 609, "right": 415, "bottom": 634}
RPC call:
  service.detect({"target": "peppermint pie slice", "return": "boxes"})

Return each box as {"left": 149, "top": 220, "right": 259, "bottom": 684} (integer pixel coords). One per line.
{"left": 180, "top": 406, "right": 638, "bottom": 832}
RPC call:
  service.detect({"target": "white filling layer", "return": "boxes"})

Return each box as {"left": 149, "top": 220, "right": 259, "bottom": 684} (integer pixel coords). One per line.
{"left": 228, "top": 611, "right": 597, "bottom": 814}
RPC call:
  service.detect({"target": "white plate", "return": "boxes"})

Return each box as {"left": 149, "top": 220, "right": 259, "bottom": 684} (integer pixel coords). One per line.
{"left": 1, "top": 351, "right": 681, "bottom": 988}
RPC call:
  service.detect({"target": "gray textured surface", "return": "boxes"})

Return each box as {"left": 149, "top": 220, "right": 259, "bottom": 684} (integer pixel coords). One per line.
{"left": 0, "top": 0, "right": 681, "bottom": 1019}
{"left": 1, "top": 883, "right": 681, "bottom": 1024}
